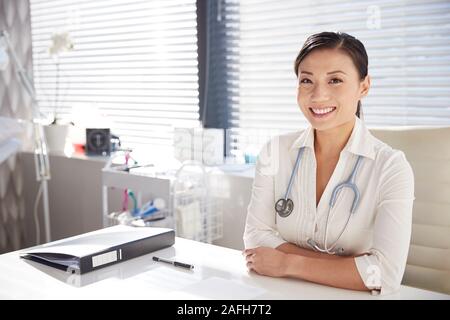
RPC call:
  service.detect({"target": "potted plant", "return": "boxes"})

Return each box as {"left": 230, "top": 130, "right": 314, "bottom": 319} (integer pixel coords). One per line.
{"left": 43, "top": 31, "right": 74, "bottom": 153}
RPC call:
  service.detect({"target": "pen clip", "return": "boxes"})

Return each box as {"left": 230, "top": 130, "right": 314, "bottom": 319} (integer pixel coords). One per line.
{"left": 174, "top": 261, "right": 194, "bottom": 269}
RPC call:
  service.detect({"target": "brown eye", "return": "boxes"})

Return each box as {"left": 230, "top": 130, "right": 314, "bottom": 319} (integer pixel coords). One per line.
{"left": 329, "top": 78, "right": 343, "bottom": 84}
{"left": 300, "top": 78, "right": 312, "bottom": 84}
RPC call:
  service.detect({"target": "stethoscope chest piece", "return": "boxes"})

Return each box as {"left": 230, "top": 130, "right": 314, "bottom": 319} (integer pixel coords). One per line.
{"left": 275, "top": 198, "right": 294, "bottom": 217}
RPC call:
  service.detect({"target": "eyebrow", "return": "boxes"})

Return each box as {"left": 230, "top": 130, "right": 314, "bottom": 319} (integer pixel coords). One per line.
{"left": 300, "top": 70, "right": 347, "bottom": 75}
{"left": 327, "top": 70, "right": 347, "bottom": 75}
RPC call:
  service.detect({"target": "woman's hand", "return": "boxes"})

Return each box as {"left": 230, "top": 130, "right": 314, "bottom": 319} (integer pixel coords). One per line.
{"left": 243, "top": 247, "right": 289, "bottom": 277}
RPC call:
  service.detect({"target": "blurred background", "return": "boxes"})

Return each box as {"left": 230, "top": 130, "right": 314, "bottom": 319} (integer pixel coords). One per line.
{"left": 0, "top": 0, "right": 449, "bottom": 293}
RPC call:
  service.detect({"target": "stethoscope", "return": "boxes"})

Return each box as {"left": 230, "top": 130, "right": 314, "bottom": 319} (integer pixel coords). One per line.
{"left": 275, "top": 147, "right": 363, "bottom": 255}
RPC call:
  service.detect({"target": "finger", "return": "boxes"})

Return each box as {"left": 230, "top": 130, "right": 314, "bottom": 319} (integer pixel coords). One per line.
{"left": 248, "top": 266, "right": 259, "bottom": 275}
{"left": 244, "top": 249, "right": 255, "bottom": 256}
{"left": 246, "top": 252, "right": 257, "bottom": 262}
{"left": 244, "top": 252, "right": 254, "bottom": 259}
{"left": 246, "top": 263, "right": 259, "bottom": 275}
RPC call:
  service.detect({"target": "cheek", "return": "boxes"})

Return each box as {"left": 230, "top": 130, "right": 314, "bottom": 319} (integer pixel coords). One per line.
{"left": 332, "top": 86, "right": 358, "bottom": 107}
{"left": 296, "top": 91, "right": 308, "bottom": 116}
{"left": 296, "top": 88, "right": 302, "bottom": 103}
{"left": 336, "top": 87, "right": 360, "bottom": 115}
{"left": 297, "top": 87, "right": 308, "bottom": 104}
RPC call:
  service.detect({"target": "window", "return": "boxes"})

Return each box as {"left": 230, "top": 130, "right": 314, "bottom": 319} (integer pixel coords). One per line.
{"left": 30, "top": 0, "right": 199, "bottom": 153}
{"left": 225, "top": 0, "right": 450, "bottom": 154}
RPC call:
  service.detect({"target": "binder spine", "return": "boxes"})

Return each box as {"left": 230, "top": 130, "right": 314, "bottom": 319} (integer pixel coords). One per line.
{"left": 79, "top": 230, "right": 175, "bottom": 273}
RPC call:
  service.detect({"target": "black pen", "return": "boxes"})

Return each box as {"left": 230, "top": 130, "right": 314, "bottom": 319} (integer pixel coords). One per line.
{"left": 152, "top": 256, "right": 194, "bottom": 270}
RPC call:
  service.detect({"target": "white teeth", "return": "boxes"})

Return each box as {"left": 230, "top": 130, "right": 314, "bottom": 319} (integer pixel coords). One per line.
{"left": 311, "top": 107, "right": 336, "bottom": 115}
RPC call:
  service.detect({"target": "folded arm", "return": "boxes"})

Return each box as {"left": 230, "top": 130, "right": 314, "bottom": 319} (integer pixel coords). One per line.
{"left": 276, "top": 242, "right": 342, "bottom": 260}
{"left": 278, "top": 243, "right": 368, "bottom": 291}
{"left": 245, "top": 243, "right": 369, "bottom": 291}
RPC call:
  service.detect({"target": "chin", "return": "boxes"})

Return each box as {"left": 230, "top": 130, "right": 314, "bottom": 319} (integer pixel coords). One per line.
{"left": 312, "top": 117, "right": 356, "bottom": 132}
{"left": 311, "top": 121, "right": 338, "bottom": 131}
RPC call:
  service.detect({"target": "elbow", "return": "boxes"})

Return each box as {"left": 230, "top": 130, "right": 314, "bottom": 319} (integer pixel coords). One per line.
{"left": 243, "top": 224, "right": 259, "bottom": 249}
{"left": 355, "top": 251, "right": 406, "bottom": 295}
{"left": 242, "top": 228, "right": 254, "bottom": 249}
{"left": 243, "top": 224, "right": 286, "bottom": 250}
{"left": 243, "top": 224, "right": 264, "bottom": 249}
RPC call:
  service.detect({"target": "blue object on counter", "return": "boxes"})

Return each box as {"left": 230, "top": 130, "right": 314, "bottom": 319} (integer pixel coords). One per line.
{"left": 244, "top": 153, "right": 257, "bottom": 164}
{"left": 139, "top": 201, "right": 160, "bottom": 217}
{"left": 127, "top": 190, "right": 140, "bottom": 216}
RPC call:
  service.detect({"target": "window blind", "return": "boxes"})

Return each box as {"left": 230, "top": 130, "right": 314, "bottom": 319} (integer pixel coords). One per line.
{"left": 29, "top": 0, "right": 199, "bottom": 152}
{"left": 227, "top": 0, "right": 450, "bottom": 154}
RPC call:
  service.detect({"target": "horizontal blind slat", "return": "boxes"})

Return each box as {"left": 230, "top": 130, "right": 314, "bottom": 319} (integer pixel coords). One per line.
{"left": 226, "top": 0, "right": 450, "bottom": 154}
{"left": 30, "top": 0, "right": 199, "bottom": 151}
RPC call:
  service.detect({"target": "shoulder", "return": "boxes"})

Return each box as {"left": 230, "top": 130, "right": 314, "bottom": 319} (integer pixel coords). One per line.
{"left": 370, "top": 134, "right": 412, "bottom": 170}
{"left": 369, "top": 133, "right": 415, "bottom": 190}
{"left": 256, "top": 131, "right": 305, "bottom": 176}
{"left": 259, "top": 130, "right": 305, "bottom": 153}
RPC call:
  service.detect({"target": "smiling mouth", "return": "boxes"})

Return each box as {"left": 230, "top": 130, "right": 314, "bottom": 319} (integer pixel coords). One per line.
{"left": 309, "top": 106, "right": 336, "bottom": 118}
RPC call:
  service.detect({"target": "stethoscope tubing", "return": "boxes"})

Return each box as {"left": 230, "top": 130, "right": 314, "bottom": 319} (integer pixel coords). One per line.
{"left": 283, "top": 147, "right": 305, "bottom": 200}
{"left": 276, "top": 146, "right": 364, "bottom": 254}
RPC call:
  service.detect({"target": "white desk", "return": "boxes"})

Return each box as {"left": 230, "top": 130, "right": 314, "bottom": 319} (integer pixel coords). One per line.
{"left": 0, "top": 237, "right": 448, "bottom": 300}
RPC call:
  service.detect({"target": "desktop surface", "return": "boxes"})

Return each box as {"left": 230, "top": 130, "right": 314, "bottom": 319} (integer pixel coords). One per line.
{"left": 0, "top": 236, "right": 448, "bottom": 300}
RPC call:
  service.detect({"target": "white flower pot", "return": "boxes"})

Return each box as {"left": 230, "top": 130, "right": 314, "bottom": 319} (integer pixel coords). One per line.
{"left": 43, "top": 124, "right": 70, "bottom": 153}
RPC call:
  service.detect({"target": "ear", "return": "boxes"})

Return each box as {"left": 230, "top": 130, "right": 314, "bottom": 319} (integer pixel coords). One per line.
{"left": 359, "top": 75, "right": 370, "bottom": 98}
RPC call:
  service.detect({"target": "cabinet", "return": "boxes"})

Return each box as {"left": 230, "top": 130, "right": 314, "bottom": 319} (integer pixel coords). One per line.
{"left": 101, "top": 158, "right": 223, "bottom": 243}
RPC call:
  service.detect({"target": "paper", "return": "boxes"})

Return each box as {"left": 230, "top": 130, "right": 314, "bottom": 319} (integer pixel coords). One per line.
{"left": 171, "top": 277, "right": 267, "bottom": 299}
{"left": 24, "top": 252, "right": 79, "bottom": 268}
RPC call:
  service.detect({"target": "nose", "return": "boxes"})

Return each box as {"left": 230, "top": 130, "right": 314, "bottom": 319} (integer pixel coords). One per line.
{"left": 311, "top": 83, "right": 330, "bottom": 103}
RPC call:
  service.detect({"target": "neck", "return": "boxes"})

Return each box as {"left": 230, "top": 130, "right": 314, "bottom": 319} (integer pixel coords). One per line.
{"left": 314, "top": 117, "right": 356, "bottom": 157}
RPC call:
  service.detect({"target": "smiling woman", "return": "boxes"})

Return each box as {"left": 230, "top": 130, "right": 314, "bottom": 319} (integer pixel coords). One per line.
{"left": 243, "top": 31, "right": 415, "bottom": 296}
{"left": 296, "top": 41, "right": 369, "bottom": 135}
{"left": 294, "top": 33, "right": 371, "bottom": 207}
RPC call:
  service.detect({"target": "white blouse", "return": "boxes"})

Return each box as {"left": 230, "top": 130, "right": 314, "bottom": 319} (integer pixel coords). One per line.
{"left": 243, "top": 117, "right": 415, "bottom": 295}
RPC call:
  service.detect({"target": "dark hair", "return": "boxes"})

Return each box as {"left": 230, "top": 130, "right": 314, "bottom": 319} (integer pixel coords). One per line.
{"left": 294, "top": 32, "right": 368, "bottom": 118}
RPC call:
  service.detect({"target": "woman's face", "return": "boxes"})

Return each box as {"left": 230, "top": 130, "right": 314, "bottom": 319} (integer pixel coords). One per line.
{"left": 297, "top": 48, "right": 370, "bottom": 131}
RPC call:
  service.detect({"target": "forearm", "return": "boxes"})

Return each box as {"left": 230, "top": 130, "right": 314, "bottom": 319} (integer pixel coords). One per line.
{"left": 276, "top": 242, "right": 342, "bottom": 260}
{"left": 284, "top": 254, "right": 369, "bottom": 291}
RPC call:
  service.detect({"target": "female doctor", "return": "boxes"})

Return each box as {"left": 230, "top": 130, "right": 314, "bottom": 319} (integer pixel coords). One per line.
{"left": 243, "top": 31, "right": 415, "bottom": 295}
